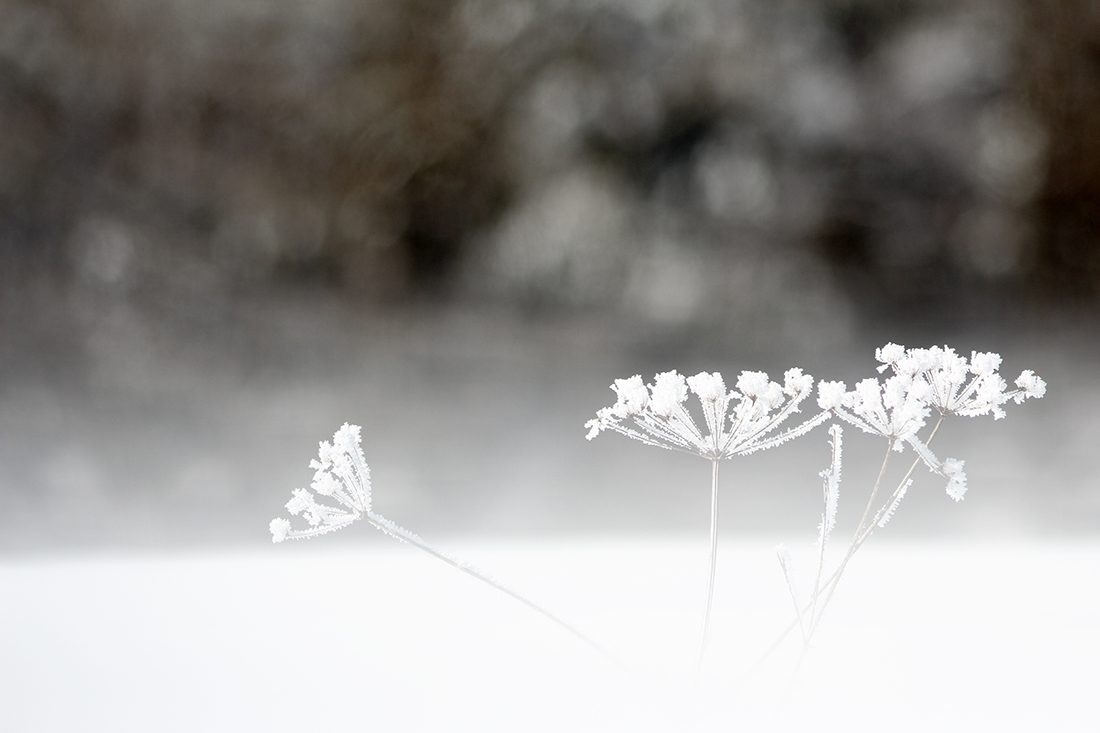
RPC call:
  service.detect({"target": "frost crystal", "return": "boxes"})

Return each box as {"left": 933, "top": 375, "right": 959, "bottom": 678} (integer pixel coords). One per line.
{"left": 823, "top": 343, "right": 1046, "bottom": 499}
{"left": 942, "top": 458, "right": 967, "bottom": 501}
{"left": 818, "top": 425, "right": 842, "bottom": 545}
{"left": 820, "top": 375, "right": 930, "bottom": 447}
{"left": 1014, "top": 370, "right": 1046, "bottom": 402}
{"left": 873, "top": 344, "right": 1044, "bottom": 420}
{"left": 877, "top": 479, "right": 912, "bottom": 527}
{"left": 585, "top": 367, "right": 827, "bottom": 459}
{"left": 270, "top": 423, "right": 371, "bottom": 542}
{"left": 269, "top": 518, "right": 291, "bottom": 543}
{"left": 818, "top": 374, "right": 963, "bottom": 495}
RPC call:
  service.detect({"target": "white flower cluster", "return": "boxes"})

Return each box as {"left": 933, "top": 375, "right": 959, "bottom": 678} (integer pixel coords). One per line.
{"left": 816, "top": 375, "right": 934, "bottom": 448}
{"left": 816, "top": 344, "right": 1046, "bottom": 500}
{"left": 269, "top": 423, "right": 371, "bottom": 542}
{"left": 873, "top": 343, "right": 1046, "bottom": 419}
{"left": 584, "top": 368, "right": 827, "bottom": 459}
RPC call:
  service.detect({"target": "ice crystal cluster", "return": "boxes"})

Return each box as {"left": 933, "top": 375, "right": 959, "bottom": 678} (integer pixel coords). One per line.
{"left": 872, "top": 343, "right": 1045, "bottom": 418}
{"left": 816, "top": 344, "right": 1046, "bottom": 500}
{"left": 270, "top": 423, "right": 371, "bottom": 542}
{"left": 583, "top": 368, "right": 828, "bottom": 459}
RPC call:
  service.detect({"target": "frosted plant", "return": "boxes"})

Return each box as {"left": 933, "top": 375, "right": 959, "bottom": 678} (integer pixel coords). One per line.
{"left": 816, "top": 372, "right": 961, "bottom": 498}
{"left": 269, "top": 423, "right": 371, "bottom": 542}
{"left": 584, "top": 369, "right": 824, "bottom": 459}
{"left": 874, "top": 344, "right": 1045, "bottom": 420}
{"left": 271, "top": 423, "right": 616, "bottom": 666}
{"left": 585, "top": 368, "right": 829, "bottom": 675}
{"left": 770, "top": 344, "right": 1046, "bottom": 666}
{"left": 267, "top": 346, "right": 1045, "bottom": 690}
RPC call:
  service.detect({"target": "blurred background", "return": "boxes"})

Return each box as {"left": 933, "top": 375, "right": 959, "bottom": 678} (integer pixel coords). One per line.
{"left": 2, "top": 0, "right": 1099, "bottom": 553}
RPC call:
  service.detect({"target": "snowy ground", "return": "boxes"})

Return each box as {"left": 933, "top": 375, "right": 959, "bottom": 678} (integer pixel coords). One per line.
{"left": 3, "top": 537, "right": 1097, "bottom": 732}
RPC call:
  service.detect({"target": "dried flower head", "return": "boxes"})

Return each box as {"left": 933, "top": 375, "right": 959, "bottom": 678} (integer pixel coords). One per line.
{"left": 817, "top": 374, "right": 965, "bottom": 496}
{"left": 585, "top": 368, "right": 827, "bottom": 459}
{"left": 820, "top": 343, "right": 1046, "bottom": 500}
{"left": 874, "top": 343, "right": 1046, "bottom": 419}
{"left": 816, "top": 376, "right": 930, "bottom": 448}
{"left": 270, "top": 423, "right": 371, "bottom": 542}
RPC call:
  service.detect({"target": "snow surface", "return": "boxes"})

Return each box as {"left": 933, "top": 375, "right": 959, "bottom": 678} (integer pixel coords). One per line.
{"left": 2, "top": 537, "right": 1097, "bottom": 732}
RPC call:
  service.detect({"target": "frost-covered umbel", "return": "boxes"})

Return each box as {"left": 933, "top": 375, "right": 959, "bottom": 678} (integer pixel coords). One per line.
{"left": 270, "top": 423, "right": 371, "bottom": 542}
{"left": 873, "top": 343, "right": 1046, "bottom": 418}
{"left": 816, "top": 344, "right": 1046, "bottom": 501}
{"left": 584, "top": 369, "right": 828, "bottom": 459}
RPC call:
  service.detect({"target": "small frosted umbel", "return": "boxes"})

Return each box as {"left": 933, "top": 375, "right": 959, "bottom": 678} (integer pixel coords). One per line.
{"left": 584, "top": 368, "right": 828, "bottom": 459}
{"left": 817, "top": 343, "right": 1046, "bottom": 501}
{"left": 269, "top": 422, "right": 618, "bottom": 666}
{"left": 270, "top": 423, "right": 370, "bottom": 542}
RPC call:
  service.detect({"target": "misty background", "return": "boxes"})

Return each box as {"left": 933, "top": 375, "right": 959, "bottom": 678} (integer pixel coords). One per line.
{"left": 2, "top": 0, "right": 1099, "bottom": 554}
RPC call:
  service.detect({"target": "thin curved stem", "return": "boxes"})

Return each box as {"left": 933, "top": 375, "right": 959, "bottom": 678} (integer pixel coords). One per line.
{"left": 864, "top": 416, "right": 945, "bottom": 539}
{"left": 365, "top": 512, "right": 626, "bottom": 674}
{"left": 696, "top": 458, "right": 721, "bottom": 682}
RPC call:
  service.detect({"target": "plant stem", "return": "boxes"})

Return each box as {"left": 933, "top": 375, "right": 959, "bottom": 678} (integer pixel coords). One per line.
{"left": 863, "top": 416, "right": 945, "bottom": 542}
{"left": 696, "top": 458, "right": 721, "bottom": 681}
{"left": 365, "top": 512, "right": 625, "bottom": 673}
{"left": 809, "top": 426, "right": 842, "bottom": 635}
{"left": 806, "top": 444, "right": 892, "bottom": 637}
{"left": 743, "top": 415, "right": 951, "bottom": 678}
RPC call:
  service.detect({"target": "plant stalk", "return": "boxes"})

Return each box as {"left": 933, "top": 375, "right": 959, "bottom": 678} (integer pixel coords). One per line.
{"left": 741, "top": 415, "right": 951, "bottom": 680}
{"left": 696, "top": 458, "right": 720, "bottom": 681}
{"left": 365, "top": 512, "right": 625, "bottom": 673}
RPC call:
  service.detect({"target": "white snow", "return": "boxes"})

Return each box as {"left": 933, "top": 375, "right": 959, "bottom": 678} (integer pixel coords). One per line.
{"left": 1, "top": 538, "right": 1097, "bottom": 732}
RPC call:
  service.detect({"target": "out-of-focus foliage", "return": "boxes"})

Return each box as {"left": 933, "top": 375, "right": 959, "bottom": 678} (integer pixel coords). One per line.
{"left": 0, "top": 0, "right": 1095, "bottom": 346}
